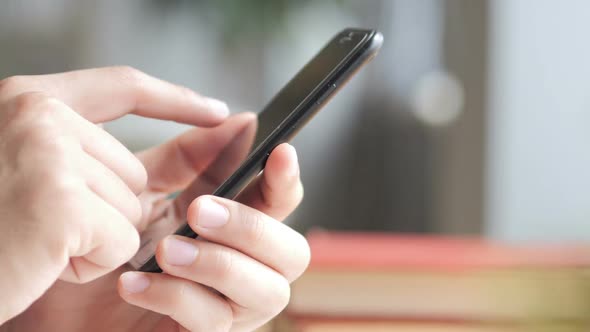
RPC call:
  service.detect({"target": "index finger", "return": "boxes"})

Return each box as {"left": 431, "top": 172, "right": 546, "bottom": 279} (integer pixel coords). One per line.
{"left": 0, "top": 66, "right": 228, "bottom": 125}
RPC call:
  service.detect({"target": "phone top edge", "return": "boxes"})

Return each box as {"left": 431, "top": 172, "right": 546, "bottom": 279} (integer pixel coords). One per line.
{"left": 261, "top": 29, "right": 382, "bottom": 137}
{"left": 248, "top": 29, "right": 381, "bottom": 154}
{"left": 368, "top": 31, "right": 384, "bottom": 53}
{"left": 274, "top": 30, "right": 382, "bottom": 140}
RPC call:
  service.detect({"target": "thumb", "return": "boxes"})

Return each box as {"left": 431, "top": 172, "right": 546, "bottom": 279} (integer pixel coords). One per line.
{"left": 173, "top": 112, "right": 258, "bottom": 217}
{"left": 136, "top": 112, "right": 258, "bottom": 194}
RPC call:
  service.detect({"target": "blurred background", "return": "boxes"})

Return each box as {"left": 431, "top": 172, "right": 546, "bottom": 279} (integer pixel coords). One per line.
{"left": 1, "top": 0, "right": 589, "bottom": 243}
{"left": 4, "top": 1, "right": 590, "bottom": 330}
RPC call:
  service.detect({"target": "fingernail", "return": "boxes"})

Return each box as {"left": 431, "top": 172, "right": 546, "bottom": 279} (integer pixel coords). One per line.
{"left": 121, "top": 272, "right": 150, "bottom": 293}
{"left": 163, "top": 237, "right": 199, "bottom": 266}
{"left": 206, "top": 98, "right": 230, "bottom": 118}
{"left": 196, "top": 198, "right": 229, "bottom": 228}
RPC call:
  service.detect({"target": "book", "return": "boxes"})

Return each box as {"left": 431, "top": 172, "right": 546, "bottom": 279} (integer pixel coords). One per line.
{"left": 288, "top": 231, "right": 590, "bottom": 322}
{"left": 274, "top": 316, "right": 590, "bottom": 332}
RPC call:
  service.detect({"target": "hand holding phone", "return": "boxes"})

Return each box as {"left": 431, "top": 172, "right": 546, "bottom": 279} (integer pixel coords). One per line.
{"left": 130, "top": 28, "right": 383, "bottom": 272}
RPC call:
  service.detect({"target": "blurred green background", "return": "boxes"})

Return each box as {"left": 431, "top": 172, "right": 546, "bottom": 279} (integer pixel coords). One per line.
{"left": 1, "top": 0, "right": 589, "bottom": 243}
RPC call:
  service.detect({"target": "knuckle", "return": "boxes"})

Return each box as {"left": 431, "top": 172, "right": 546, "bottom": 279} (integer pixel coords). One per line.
{"left": 211, "top": 247, "right": 235, "bottom": 282}
{"left": 46, "top": 234, "right": 70, "bottom": 269}
{"left": 0, "top": 75, "right": 28, "bottom": 97}
{"left": 35, "top": 221, "right": 71, "bottom": 270}
{"left": 175, "top": 83, "right": 199, "bottom": 99}
{"left": 13, "top": 91, "right": 54, "bottom": 112}
{"left": 28, "top": 162, "right": 75, "bottom": 199}
{"left": 18, "top": 132, "right": 76, "bottom": 175}
{"left": 95, "top": 126, "right": 147, "bottom": 194}
{"left": 167, "top": 282, "right": 192, "bottom": 325}
{"left": 9, "top": 92, "right": 65, "bottom": 129}
{"left": 241, "top": 210, "right": 267, "bottom": 245}
{"left": 169, "top": 282, "right": 188, "bottom": 317}
{"left": 30, "top": 161, "right": 80, "bottom": 199}
{"left": 28, "top": 173, "right": 84, "bottom": 237}
{"left": 109, "top": 66, "right": 147, "bottom": 88}
{"left": 108, "top": 66, "right": 150, "bottom": 107}
{"left": 29, "top": 130, "right": 72, "bottom": 155}
{"left": 49, "top": 175, "right": 84, "bottom": 209}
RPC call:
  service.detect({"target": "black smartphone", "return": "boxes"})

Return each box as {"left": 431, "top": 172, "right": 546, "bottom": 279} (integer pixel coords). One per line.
{"left": 131, "top": 28, "right": 383, "bottom": 273}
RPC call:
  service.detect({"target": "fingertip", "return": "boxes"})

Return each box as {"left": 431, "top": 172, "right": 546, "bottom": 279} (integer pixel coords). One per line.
{"left": 233, "top": 111, "right": 258, "bottom": 139}
{"left": 241, "top": 111, "right": 257, "bottom": 120}
{"left": 119, "top": 272, "right": 151, "bottom": 295}
{"left": 232, "top": 111, "right": 257, "bottom": 133}
{"left": 267, "top": 143, "right": 299, "bottom": 179}
{"left": 183, "top": 95, "right": 230, "bottom": 127}
{"left": 259, "top": 144, "right": 304, "bottom": 216}
{"left": 274, "top": 143, "right": 298, "bottom": 162}
{"left": 128, "top": 157, "right": 149, "bottom": 195}
{"left": 283, "top": 143, "right": 298, "bottom": 167}
{"left": 204, "top": 98, "right": 230, "bottom": 119}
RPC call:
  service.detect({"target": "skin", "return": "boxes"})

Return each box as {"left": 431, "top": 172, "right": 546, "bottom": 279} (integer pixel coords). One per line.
{"left": 0, "top": 67, "right": 310, "bottom": 332}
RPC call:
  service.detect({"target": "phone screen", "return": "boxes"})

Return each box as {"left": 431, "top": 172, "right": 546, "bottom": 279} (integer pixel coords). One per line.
{"left": 131, "top": 28, "right": 382, "bottom": 272}
{"left": 252, "top": 29, "right": 370, "bottom": 149}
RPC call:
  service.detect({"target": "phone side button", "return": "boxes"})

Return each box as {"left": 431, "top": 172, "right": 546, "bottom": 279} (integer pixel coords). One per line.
{"left": 316, "top": 83, "right": 337, "bottom": 105}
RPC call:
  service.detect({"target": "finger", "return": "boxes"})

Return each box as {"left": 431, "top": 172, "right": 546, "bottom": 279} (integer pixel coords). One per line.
{"left": 186, "top": 196, "right": 310, "bottom": 282}
{"left": 236, "top": 143, "right": 303, "bottom": 221}
{"left": 118, "top": 272, "right": 233, "bottom": 332}
{"left": 155, "top": 236, "right": 291, "bottom": 315}
{"left": 6, "top": 92, "right": 147, "bottom": 194}
{"left": 74, "top": 118, "right": 147, "bottom": 194}
{"left": 60, "top": 190, "right": 140, "bottom": 283}
{"left": 136, "top": 112, "right": 257, "bottom": 193}
{"left": 171, "top": 114, "right": 257, "bottom": 218}
{"left": 78, "top": 152, "right": 142, "bottom": 225}
{"left": 0, "top": 66, "right": 228, "bottom": 125}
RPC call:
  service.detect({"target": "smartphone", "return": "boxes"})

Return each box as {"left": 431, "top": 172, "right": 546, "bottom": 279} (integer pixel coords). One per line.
{"left": 131, "top": 28, "right": 383, "bottom": 273}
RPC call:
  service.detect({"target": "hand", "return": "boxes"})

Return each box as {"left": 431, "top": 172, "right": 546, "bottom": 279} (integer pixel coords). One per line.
{"left": 1, "top": 68, "right": 310, "bottom": 332}
{"left": 0, "top": 67, "right": 228, "bottom": 323}
{"left": 119, "top": 143, "right": 310, "bottom": 332}
{"left": 7, "top": 122, "right": 309, "bottom": 332}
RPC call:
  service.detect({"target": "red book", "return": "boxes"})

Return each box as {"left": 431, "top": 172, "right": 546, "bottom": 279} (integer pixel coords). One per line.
{"left": 273, "top": 315, "right": 589, "bottom": 332}
{"left": 308, "top": 231, "right": 590, "bottom": 271}
{"left": 288, "top": 231, "right": 590, "bottom": 322}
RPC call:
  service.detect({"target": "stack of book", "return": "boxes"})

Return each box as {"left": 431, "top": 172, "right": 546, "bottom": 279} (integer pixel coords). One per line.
{"left": 271, "top": 231, "right": 590, "bottom": 332}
